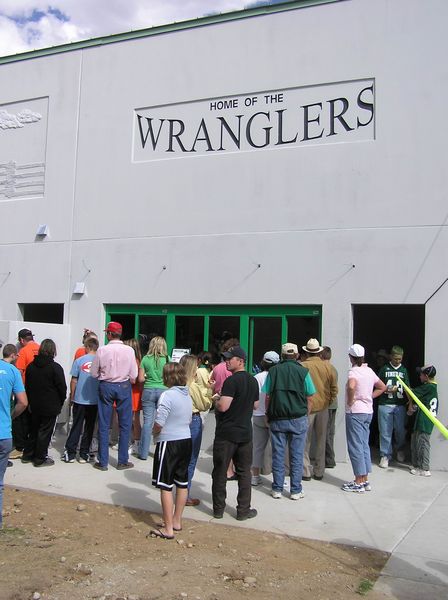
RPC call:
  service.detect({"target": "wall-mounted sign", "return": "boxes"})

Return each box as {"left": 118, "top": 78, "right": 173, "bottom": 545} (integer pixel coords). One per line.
{"left": 133, "top": 78, "right": 374, "bottom": 162}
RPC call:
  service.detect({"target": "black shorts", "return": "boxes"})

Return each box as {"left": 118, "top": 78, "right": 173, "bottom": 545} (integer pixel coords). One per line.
{"left": 152, "top": 438, "right": 192, "bottom": 490}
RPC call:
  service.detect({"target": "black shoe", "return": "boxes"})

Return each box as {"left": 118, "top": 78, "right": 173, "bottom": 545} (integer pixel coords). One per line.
{"left": 313, "top": 475, "right": 323, "bottom": 481}
{"left": 21, "top": 456, "right": 33, "bottom": 464}
{"left": 227, "top": 474, "right": 238, "bottom": 481}
{"left": 302, "top": 476, "right": 311, "bottom": 481}
{"left": 7, "top": 460, "right": 13, "bottom": 468}
{"left": 34, "top": 457, "right": 55, "bottom": 467}
{"left": 93, "top": 462, "right": 108, "bottom": 471}
{"left": 326, "top": 464, "right": 336, "bottom": 469}
{"left": 213, "top": 511, "right": 224, "bottom": 519}
{"left": 117, "top": 462, "right": 134, "bottom": 470}
{"left": 236, "top": 508, "right": 258, "bottom": 521}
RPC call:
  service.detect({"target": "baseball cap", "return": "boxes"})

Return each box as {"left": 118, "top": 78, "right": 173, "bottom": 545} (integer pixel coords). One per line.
{"left": 282, "top": 342, "right": 298, "bottom": 355}
{"left": 263, "top": 351, "right": 280, "bottom": 364}
{"left": 349, "top": 344, "right": 365, "bottom": 358}
{"left": 418, "top": 365, "right": 436, "bottom": 378}
{"left": 18, "top": 328, "right": 34, "bottom": 339}
{"left": 104, "top": 321, "right": 123, "bottom": 334}
{"left": 222, "top": 346, "right": 247, "bottom": 361}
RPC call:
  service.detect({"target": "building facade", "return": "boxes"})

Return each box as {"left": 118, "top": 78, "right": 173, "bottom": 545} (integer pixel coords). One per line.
{"left": 1, "top": 0, "right": 447, "bottom": 467}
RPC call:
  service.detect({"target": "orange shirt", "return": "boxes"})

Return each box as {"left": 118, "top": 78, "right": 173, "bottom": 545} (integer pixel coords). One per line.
{"left": 74, "top": 346, "right": 87, "bottom": 360}
{"left": 16, "top": 341, "right": 40, "bottom": 382}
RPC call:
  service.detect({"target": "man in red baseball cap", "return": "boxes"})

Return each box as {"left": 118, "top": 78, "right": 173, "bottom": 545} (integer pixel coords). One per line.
{"left": 90, "top": 322, "right": 137, "bottom": 470}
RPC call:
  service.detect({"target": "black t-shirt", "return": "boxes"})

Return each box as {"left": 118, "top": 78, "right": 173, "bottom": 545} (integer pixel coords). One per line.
{"left": 215, "top": 370, "right": 259, "bottom": 443}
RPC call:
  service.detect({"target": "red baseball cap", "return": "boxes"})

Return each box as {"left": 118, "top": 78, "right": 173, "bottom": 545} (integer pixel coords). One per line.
{"left": 104, "top": 321, "right": 122, "bottom": 334}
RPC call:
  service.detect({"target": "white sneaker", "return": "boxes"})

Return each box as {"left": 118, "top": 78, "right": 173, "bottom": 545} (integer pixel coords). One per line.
{"left": 251, "top": 475, "right": 262, "bottom": 486}
{"left": 271, "top": 490, "right": 282, "bottom": 499}
{"left": 290, "top": 492, "right": 305, "bottom": 500}
{"left": 409, "top": 467, "right": 420, "bottom": 475}
{"left": 379, "top": 456, "right": 389, "bottom": 469}
{"left": 363, "top": 481, "right": 372, "bottom": 491}
{"left": 396, "top": 450, "right": 406, "bottom": 463}
{"left": 420, "top": 470, "right": 431, "bottom": 477}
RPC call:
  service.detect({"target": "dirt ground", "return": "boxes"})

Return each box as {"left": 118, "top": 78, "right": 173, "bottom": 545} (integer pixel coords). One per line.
{"left": 1, "top": 487, "right": 389, "bottom": 600}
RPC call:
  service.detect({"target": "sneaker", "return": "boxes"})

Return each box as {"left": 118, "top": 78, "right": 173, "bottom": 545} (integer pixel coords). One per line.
{"left": 9, "top": 449, "right": 23, "bottom": 460}
{"left": 363, "top": 481, "right": 372, "bottom": 491}
{"left": 271, "top": 490, "right": 282, "bottom": 499}
{"left": 420, "top": 470, "right": 431, "bottom": 477}
{"left": 61, "top": 451, "right": 75, "bottom": 463}
{"left": 341, "top": 481, "right": 365, "bottom": 493}
{"left": 77, "top": 455, "right": 89, "bottom": 464}
{"left": 290, "top": 492, "right": 305, "bottom": 500}
{"left": 396, "top": 450, "right": 406, "bottom": 463}
{"left": 132, "top": 441, "right": 140, "bottom": 455}
{"left": 251, "top": 475, "right": 262, "bottom": 486}
{"left": 379, "top": 456, "right": 389, "bottom": 469}
{"left": 213, "top": 511, "right": 224, "bottom": 519}
{"left": 7, "top": 460, "right": 13, "bottom": 467}
{"left": 236, "top": 508, "right": 257, "bottom": 521}
{"left": 409, "top": 467, "right": 420, "bottom": 476}
{"left": 34, "top": 457, "right": 55, "bottom": 467}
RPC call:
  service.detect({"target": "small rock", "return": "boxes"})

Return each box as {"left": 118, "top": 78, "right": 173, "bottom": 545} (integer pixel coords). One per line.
{"left": 32, "top": 593, "right": 41, "bottom": 600}
{"left": 39, "top": 512, "right": 47, "bottom": 520}
{"left": 75, "top": 563, "right": 93, "bottom": 576}
{"left": 60, "top": 556, "right": 66, "bottom": 563}
{"left": 180, "top": 594, "right": 188, "bottom": 598}
{"left": 177, "top": 539, "right": 185, "bottom": 545}
{"left": 13, "top": 499, "right": 23, "bottom": 507}
{"left": 76, "top": 504, "right": 87, "bottom": 512}
{"left": 244, "top": 576, "right": 257, "bottom": 584}
{"left": 13, "top": 508, "right": 21, "bottom": 513}
{"left": 187, "top": 543, "right": 194, "bottom": 548}
{"left": 128, "top": 569, "right": 137, "bottom": 575}
{"left": 217, "top": 542, "right": 223, "bottom": 548}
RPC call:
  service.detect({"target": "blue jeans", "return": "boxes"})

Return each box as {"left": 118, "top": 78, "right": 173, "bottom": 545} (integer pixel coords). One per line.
{"left": 378, "top": 404, "right": 407, "bottom": 458}
{"left": 98, "top": 381, "right": 132, "bottom": 466}
{"left": 139, "top": 388, "right": 164, "bottom": 460}
{"left": 270, "top": 416, "right": 308, "bottom": 494}
{"left": 188, "top": 414, "right": 203, "bottom": 493}
{"left": 346, "top": 413, "right": 372, "bottom": 477}
{"left": 0, "top": 438, "right": 13, "bottom": 527}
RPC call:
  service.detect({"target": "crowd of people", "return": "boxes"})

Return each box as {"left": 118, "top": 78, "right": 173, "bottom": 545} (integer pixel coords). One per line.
{"left": 0, "top": 323, "right": 439, "bottom": 533}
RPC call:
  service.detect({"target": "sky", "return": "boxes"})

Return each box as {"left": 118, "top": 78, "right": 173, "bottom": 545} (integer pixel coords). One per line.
{"left": 0, "top": 1, "right": 291, "bottom": 58}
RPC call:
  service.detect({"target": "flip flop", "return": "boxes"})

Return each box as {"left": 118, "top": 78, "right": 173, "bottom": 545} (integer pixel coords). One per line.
{"left": 157, "top": 522, "right": 182, "bottom": 532}
{"left": 149, "top": 528, "right": 174, "bottom": 540}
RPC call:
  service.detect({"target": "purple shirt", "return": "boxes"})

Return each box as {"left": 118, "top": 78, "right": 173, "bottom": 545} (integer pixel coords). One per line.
{"left": 345, "top": 364, "right": 379, "bottom": 414}
{"left": 90, "top": 340, "right": 137, "bottom": 383}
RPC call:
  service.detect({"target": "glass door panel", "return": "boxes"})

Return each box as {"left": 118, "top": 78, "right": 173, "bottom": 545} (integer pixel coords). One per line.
{"left": 208, "top": 316, "right": 241, "bottom": 356}
{"left": 138, "top": 315, "right": 167, "bottom": 354}
{"left": 286, "top": 316, "right": 320, "bottom": 350}
{"left": 175, "top": 315, "right": 204, "bottom": 355}
{"left": 249, "top": 317, "right": 282, "bottom": 372}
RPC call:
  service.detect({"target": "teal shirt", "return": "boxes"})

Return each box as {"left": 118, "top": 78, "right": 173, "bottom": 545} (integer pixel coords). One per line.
{"left": 262, "top": 360, "right": 315, "bottom": 421}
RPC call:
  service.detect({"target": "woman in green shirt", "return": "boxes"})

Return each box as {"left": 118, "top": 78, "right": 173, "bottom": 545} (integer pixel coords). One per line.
{"left": 137, "top": 336, "right": 168, "bottom": 460}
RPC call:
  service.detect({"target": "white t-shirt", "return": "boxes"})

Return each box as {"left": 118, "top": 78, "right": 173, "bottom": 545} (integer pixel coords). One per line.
{"left": 253, "top": 371, "right": 268, "bottom": 417}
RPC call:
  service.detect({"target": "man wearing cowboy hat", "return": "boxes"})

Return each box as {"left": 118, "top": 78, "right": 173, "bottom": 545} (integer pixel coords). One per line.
{"left": 301, "top": 338, "right": 338, "bottom": 481}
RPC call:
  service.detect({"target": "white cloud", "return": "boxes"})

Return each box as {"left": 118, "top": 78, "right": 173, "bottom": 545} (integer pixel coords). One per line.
{"left": 0, "top": 1, "right": 250, "bottom": 58}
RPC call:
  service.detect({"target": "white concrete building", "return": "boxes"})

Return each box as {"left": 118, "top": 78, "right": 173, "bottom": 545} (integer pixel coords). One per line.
{"left": 1, "top": 0, "right": 447, "bottom": 467}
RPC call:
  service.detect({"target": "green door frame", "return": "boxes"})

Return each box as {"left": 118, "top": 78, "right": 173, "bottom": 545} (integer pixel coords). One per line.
{"left": 106, "top": 304, "right": 321, "bottom": 356}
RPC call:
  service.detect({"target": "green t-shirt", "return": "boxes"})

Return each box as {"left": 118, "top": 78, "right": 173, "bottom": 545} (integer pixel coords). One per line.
{"left": 412, "top": 381, "right": 438, "bottom": 434}
{"left": 378, "top": 363, "right": 410, "bottom": 406}
{"left": 140, "top": 354, "right": 168, "bottom": 389}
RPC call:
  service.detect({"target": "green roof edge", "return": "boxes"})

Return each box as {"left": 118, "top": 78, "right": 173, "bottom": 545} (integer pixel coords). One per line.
{"left": 0, "top": 0, "right": 342, "bottom": 65}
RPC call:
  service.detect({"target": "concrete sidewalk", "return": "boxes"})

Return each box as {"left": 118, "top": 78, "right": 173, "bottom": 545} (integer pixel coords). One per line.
{"left": 5, "top": 421, "right": 448, "bottom": 600}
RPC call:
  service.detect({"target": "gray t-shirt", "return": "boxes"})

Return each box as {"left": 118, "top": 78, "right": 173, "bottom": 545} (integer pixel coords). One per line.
{"left": 154, "top": 385, "right": 192, "bottom": 442}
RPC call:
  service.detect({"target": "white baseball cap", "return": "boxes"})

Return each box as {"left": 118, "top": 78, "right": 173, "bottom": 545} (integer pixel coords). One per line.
{"left": 349, "top": 344, "right": 365, "bottom": 358}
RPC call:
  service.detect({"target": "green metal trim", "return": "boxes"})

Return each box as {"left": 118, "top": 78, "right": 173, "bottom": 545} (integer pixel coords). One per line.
{"left": 0, "top": 1, "right": 343, "bottom": 65}
{"left": 106, "top": 304, "right": 321, "bottom": 317}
